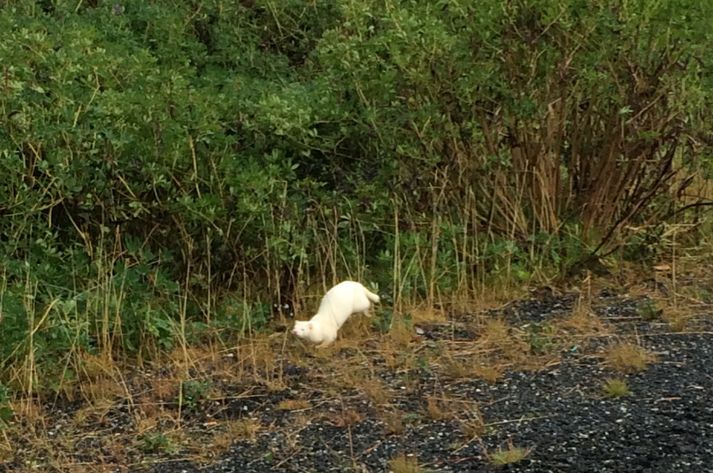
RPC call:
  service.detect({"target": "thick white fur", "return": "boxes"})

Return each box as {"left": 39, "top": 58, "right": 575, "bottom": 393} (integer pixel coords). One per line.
{"left": 292, "top": 281, "right": 380, "bottom": 347}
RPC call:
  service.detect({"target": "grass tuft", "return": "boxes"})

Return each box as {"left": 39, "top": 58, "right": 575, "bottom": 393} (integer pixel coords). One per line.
{"left": 663, "top": 308, "right": 690, "bottom": 332}
{"left": 381, "top": 409, "right": 407, "bottom": 435}
{"left": 603, "top": 342, "right": 657, "bottom": 373}
{"left": 137, "top": 431, "right": 176, "bottom": 454}
{"left": 637, "top": 299, "right": 663, "bottom": 321}
{"left": 601, "top": 378, "right": 631, "bottom": 398}
{"left": 360, "top": 376, "right": 392, "bottom": 406}
{"left": 388, "top": 453, "right": 424, "bottom": 473}
{"left": 277, "top": 399, "right": 312, "bottom": 411}
{"left": 487, "top": 443, "right": 532, "bottom": 466}
{"left": 424, "top": 396, "right": 456, "bottom": 421}
{"left": 459, "top": 408, "right": 487, "bottom": 439}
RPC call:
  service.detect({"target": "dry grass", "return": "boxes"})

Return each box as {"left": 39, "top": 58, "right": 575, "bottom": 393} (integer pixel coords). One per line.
{"left": 389, "top": 319, "right": 417, "bottom": 347}
{"left": 662, "top": 307, "right": 692, "bottom": 332}
{"left": 441, "top": 354, "right": 470, "bottom": 379}
{"left": 277, "top": 399, "right": 312, "bottom": 411}
{"left": 601, "top": 378, "right": 631, "bottom": 398}
{"left": 477, "top": 318, "right": 512, "bottom": 347}
{"left": 338, "top": 315, "right": 374, "bottom": 341}
{"left": 410, "top": 306, "right": 447, "bottom": 324}
{"left": 382, "top": 349, "right": 418, "bottom": 372}
{"left": 476, "top": 319, "right": 529, "bottom": 360}
{"left": 443, "top": 355, "right": 505, "bottom": 383}
{"left": 0, "top": 440, "right": 13, "bottom": 465}
{"left": 10, "top": 397, "right": 45, "bottom": 425}
{"left": 488, "top": 447, "right": 531, "bottom": 466}
{"left": 78, "top": 376, "right": 126, "bottom": 405}
{"left": 424, "top": 396, "right": 472, "bottom": 425}
{"left": 151, "top": 377, "right": 179, "bottom": 402}
{"left": 72, "top": 397, "right": 118, "bottom": 427}
{"left": 487, "top": 442, "right": 532, "bottom": 466}
{"left": 167, "top": 345, "right": 216, "bottom": 373}
{"left": 381, "top": 409, "right": 407, "bottom": 435}
{"left": 459, "top": 403, "right": 486, "bottom": 439}
{"left": 340, "top": 366, "right": 394, "bottom": 406}
{"left": 388, "top": 453, "right": 424, "bottom": 473}
{"left": 425, "top": 396, "right": 452, "bottom": 421}
{"left": 603, "top": 342, "right": 657, "bottom": 373}
{"left": 212, "top": 418, "right": 260, "bottom": 452}
{"left": 557, "top": 306, "right": 610, "bottom": 336}
{"left": 327, "top": 407, "right": 363, "bottom": 427}
{"left": 471, "top": 363, "right": 506, "bottom": 384}
{"left": 360, "top": 376, "right": 392, "bottom": 406}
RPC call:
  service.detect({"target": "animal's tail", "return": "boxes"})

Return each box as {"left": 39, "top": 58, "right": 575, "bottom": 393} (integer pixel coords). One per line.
{"left": 363, "top": 287, "right": 380, "bottom": 304}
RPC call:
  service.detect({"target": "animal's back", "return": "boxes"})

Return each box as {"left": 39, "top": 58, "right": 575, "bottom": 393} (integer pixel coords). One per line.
{"left": 315, "top": 281, "right": 374, "bottom": 328}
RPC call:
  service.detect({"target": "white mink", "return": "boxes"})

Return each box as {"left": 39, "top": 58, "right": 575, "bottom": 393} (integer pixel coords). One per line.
{"left": 292, "top": 281, "right": 380, "bottom": 347}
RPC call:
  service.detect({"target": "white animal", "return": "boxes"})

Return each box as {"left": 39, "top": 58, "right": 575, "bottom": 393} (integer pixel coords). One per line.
{"left": 292, "top": 281, "right": 380, "bottom": 347}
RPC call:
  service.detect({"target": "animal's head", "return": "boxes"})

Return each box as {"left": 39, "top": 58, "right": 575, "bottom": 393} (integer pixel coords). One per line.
{"left": 291, "top": 320, "right": 313, "bottom": 339}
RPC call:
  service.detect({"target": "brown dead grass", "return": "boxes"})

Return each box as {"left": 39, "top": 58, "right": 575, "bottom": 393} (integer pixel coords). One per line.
{"left": 382, "top": 349, "right": 418, "bottom": 372}
{"left": 277, "top": 399, "right": 312, "bottom": 411}
{"left": 487, "top": 442, "right": 532, "bottom": 466}
{"left": 424, "top": 396, "right": 458, "bottom": 422}
{"left": 78, "top": 376, "right": 126, "bottom": 404}
{"left": 10, "top": 398, "right": 45, "bottom": 425}
{"left": 441, "top": 354, "right": 470, "bottom": 379}
{"left": 381, "top": 409, "right": 407, "bottom": 435}
{"left": 474, "top": 318, "right": 533, "bottom": 371}
{"left": 603, "top": 342, "right": 657, "bottom": 373}
{"left": 360, "top": 376, "right": 392, "bottom": 406}
{"left": 327, "top": 407, "right": 363, "bottom": 427}
{"left": 212, "top": 418, "right": 260, "bottom": 452}
{"left": 477, "top": 318, "right": 512, "bottom": 347}
{"left": 333, "top": 317, "right": 371, "bottom": 348}
{"left": 72, "top": 397, "right": 117, "bottom": 427}
{"left": 389, "top": 319, "right": 417, "bottom": 347}
{"left": 0, "top": 440, "right": 13, "bottom": 465}
{"left": 460, "top": 416, "right": 487, "bottom": 439}
{"left": 339, "top": 365, "right": 395, "bottom": 406}
{"left": 558, "top": 305, "right": 610, "bottom": 336}
{"left": 388, "top": 453, "right": 424, "bottom": 473}
{"left": 662, "top": 306, "right": 692, "bottom": 332}
{"left": 458, "top": 402, "right": 487, "bottom": 439}
{"left": 441, "top": 354, "right": 505, "bottom": 384}
{"left": 410, "top": 306, "right": 447, "bottom": 324}
{"left": 152, "top": 377, "right": 178, "bottom": 402}
{"left": 471, "top": 363, "right": 506, "bottom": 384}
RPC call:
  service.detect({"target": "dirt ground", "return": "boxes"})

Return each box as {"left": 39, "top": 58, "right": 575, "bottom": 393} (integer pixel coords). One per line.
{"left": 3, "top": 274, "right": 713, "bottom": 473}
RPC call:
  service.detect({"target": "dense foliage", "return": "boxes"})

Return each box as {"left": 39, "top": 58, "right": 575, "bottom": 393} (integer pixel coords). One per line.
{"left": 1, "top": 0, "right": 712, "bottom": 392}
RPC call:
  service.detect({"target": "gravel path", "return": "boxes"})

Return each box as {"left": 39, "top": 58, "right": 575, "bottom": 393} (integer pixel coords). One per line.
{"left": 4, "top": 290, "right": 712, "bottom": 473}
{"left": 148, "top": 292, "right": 713, "bottom": 473}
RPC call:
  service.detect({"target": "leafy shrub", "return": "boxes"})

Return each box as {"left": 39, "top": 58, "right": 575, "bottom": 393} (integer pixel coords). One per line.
{"left": 137, "top": 431, "right": 175, "bottom": 454}
{"left": 180, "top": 379, "right": 211, "bottom": 410}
